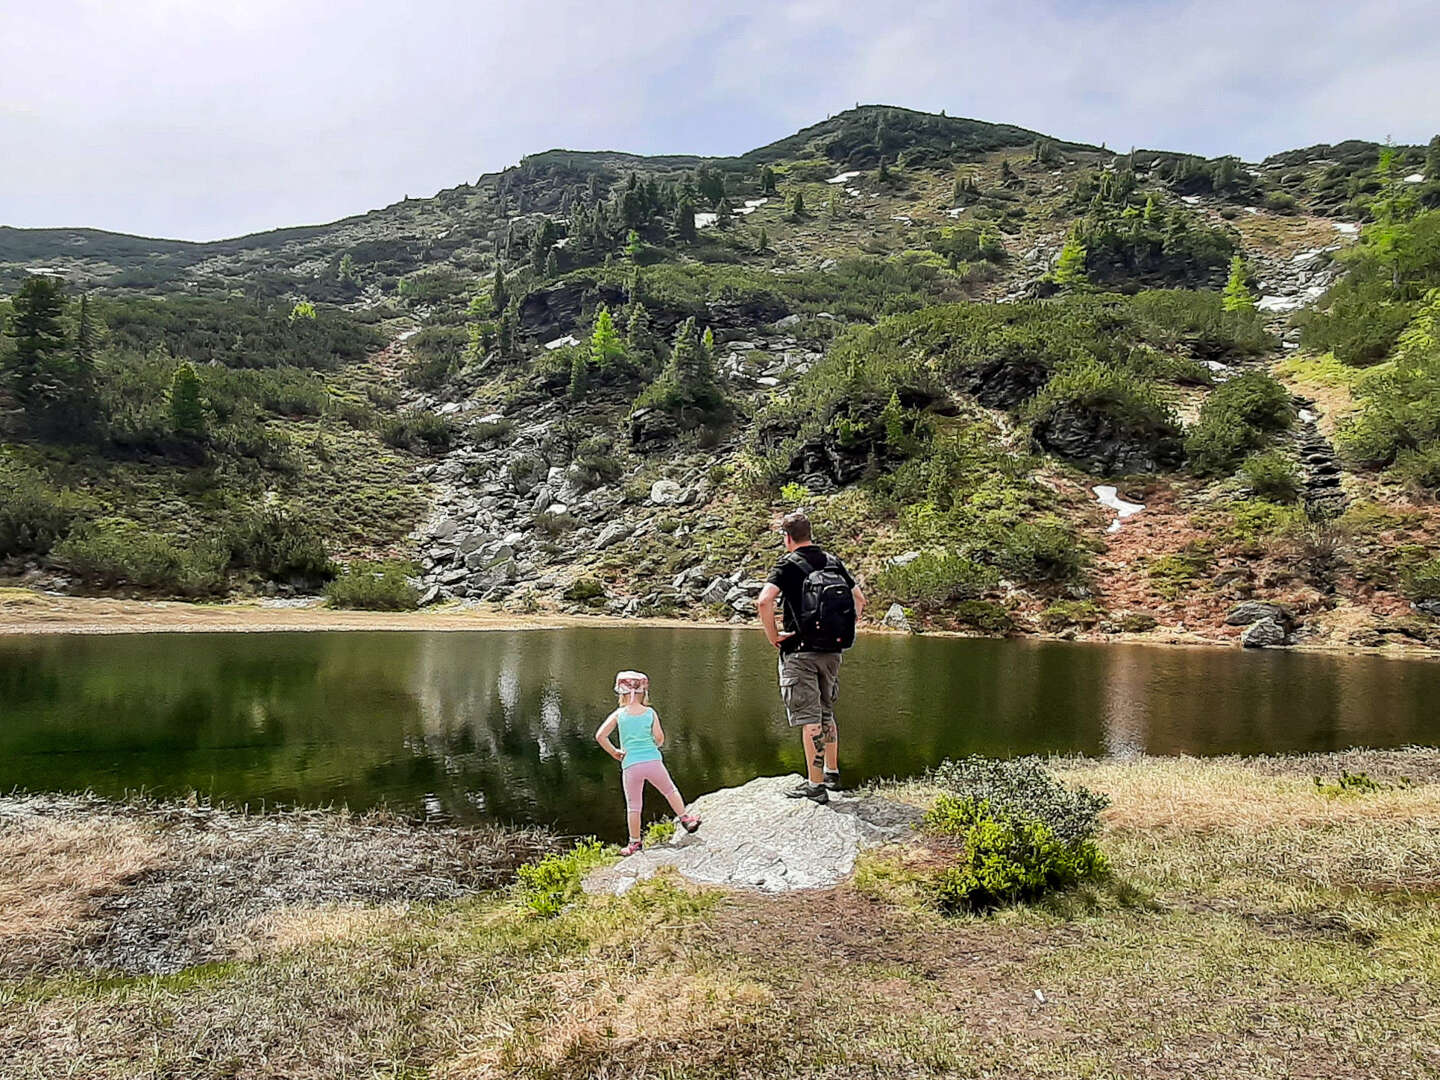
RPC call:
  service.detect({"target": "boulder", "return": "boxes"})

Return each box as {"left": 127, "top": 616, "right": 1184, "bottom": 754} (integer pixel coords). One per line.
{"left": 649, "top": 479, "right": 685, "bottom": 506}
{"left": 429, "top": 518, "right": 459, "bottom": 541}
{"left": 880, "top": 603, "right": 912, "bottom": 632}
{"left": 1031, "top": 404, "right": 1184, "bottom": 475}
{"left": 731, "top": 596, "right": 758, "bottom": 616}
{"left": 584, "top": 775, "right": 921, "bottom": 896}
{"left": 629, "top": 407, "right": 681, "bottom": 450}
{"left": 1242, "top": 617, "right": 1289, "bottom": 648}
{"left": 1225, "top": 601, "right": 1294, "bottom": 628}
{"left": 595, "top": 522, "right": 632, "bottom": 549}
{"left": 701, "top": 577, "right": 729, "bottom": 605}
{"left": 1415, "top": 600, "right": 1440, "bottom": 619}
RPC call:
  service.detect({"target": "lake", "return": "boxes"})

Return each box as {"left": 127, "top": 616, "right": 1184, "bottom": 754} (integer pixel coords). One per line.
{"left": 3, "top": 627, "right": 1438, "bottom": 839}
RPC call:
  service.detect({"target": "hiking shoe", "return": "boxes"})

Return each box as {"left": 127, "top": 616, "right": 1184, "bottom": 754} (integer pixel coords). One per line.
{"left": 620, "top": 840, "right": 643, "bottom": 857}
{"left": 822, "top": 770, "right": 842, "bottom": 792}
{"left": 784, "top": 780, "right": 829, "bottom": 805}
{"left": 678, "top": 813, "right": 702, "bottom": 834}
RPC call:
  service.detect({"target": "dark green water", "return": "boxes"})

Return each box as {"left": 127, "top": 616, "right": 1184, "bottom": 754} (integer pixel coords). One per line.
{"left": 3, "top": 628, "right": 1438, "bottom": 840}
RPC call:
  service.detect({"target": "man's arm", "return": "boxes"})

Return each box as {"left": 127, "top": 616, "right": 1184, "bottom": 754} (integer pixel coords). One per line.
{"left": 757, "top": 582, "right": 791, "bottom": 648}
{"left": 852, "top": 583, "right": 866, "bottom": 623}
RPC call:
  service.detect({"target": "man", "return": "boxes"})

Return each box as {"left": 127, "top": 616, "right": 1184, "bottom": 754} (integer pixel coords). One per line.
{"left": 757, "top": 511, "right": 865, "bottom": 805}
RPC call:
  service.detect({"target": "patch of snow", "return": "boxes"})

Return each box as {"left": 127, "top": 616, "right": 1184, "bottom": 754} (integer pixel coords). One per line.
{"left": 743, "top": 198, "right": 768, "bottom": 210}
{"left": 1203, "top": 360, "right": 1229, "bottom": 372}
{"left": 1244, "top": 207, "right": 1261, "bottom": 214}
{"left": 694, "top": 212, "right": 718, "bottom": 229}
{"left": 891, "top": 214, "right": 913, "bottom": 225}
{"left": 1181, "top": 195, "right": 1202, "bottom": 205}
{"left": 1292, "top": 248, "right": 1326, "bottom": 264}
{"left": 553, "top": 236, "right": 569, "bottom": 248}
{"left": 1257, "top": 295, "right": 1304, "bottom": 314}
{"left": 826, "top": 170, "right": 862, "bottom": 184}
{"left": 24, "top": 266, "right": 68, "bottom": 276}
{"left": 1404, "top": 173, "right": 1425, "bottom": 184}
{"left": 1299, "top": 408, "right": 1317, "bottom": 423}
{"left": 544, "top": 335, "right": 580, "bottom": 350}
{"left": 845, "top": 187, "right": 861, "bottom": 197}
{"left": 398, "top": 328, "right": 422, "bottom": 342}
{"left": 945, "top": 207, "right": 966, "bottom": 218}
{"left": 1333, "top": 222, "right": 1360, "bottom": 235}
{"left": 1094, "top": 485, "right": 1144, "bottom": 534}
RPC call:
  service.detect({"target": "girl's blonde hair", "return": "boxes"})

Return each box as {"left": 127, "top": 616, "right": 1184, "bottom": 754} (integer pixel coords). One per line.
{"left": 616, "top": 688, "right": 651, "bottom": 707}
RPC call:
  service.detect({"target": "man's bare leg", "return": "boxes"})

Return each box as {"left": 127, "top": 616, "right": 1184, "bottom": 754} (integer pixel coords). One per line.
{"left": 802, "top": 723, "right": 825, "bottom": 784}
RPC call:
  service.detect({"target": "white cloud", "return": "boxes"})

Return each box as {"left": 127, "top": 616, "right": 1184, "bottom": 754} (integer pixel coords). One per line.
{"left": 1, "top": 0, "right": 1435, "bottom": 239}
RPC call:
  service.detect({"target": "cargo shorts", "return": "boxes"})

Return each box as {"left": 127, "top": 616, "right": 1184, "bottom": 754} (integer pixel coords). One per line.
{"left": 778, "top": 649, "right": 841, "bottom": 747}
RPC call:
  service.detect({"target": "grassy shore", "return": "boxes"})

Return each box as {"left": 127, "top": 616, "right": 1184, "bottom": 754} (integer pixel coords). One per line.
{"left": 3, "top": 750, "right": 1439, "bottom": 1079}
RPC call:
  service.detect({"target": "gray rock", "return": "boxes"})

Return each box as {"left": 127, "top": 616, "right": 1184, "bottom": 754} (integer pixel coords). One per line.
{"left": 531, "top": 485, "right": 553, "bottom": 513}
{"left": 888, "top": 551, "right": 922, "bottom": 568}
{"left": 456, "top": 533, "right": 489, "bottom": 556}
{"left": 584, "top": 775, "right": 921, "bottom": 896}
{"left": 731, "top": 596, "right": 758, "bottom": 616}
{"left": 595, "top": 522, "right": 632, "bottom": 549}
{"left": 701, "top": 577, "right": 729, "bottom": 605}
{"left": 1415, "top": 599, "right": 1440, "bottom": 618}
{"left": 880, "top": 603, "right": 912, "bottom": 632}
{"left": 1226, "top": 601, "right": 1294, "bottom": 627}
{"left": 650, "top": 479, "right": 684, "bottom": 506}
{"left": 418, "top": 585, "right": 441, "bottom": 607}
{"left": 429, "top": 518, "right": 459, "bottom": 541}
{"left": 1242, "top": 617, "right": 1289, "bottom": 648}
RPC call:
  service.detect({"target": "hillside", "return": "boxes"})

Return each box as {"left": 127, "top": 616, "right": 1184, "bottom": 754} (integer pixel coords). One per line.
{"left": 3, "top": 105, "right": 1440, "bottom": 652}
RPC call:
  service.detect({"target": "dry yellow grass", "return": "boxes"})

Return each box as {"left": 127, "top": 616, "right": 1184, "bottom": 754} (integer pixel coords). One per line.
{"left": 0, "top": 816, "right": 163, "bottom": 970}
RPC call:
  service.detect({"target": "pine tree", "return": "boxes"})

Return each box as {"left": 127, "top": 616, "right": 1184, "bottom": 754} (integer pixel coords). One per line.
{"left": 756, "top": 227, "right": 768, "bottom": 253}
{"left": 544, "top": 249, "right": 559, "bottom": 278}
{"left": 788, "top": 189, "right": 805, "bottom": 219}
{"left": 169, "top": 362, "right": 206, "bottom": 437}
{"left": 952, "top": 177, "right": 963, "bottom": 205}
{"left": 625, "top": 229, "right": 643, "bottom": 261}
{"left": 760, "top": 165, "right": 777, "bottom": 195}
{"left": 1427, "top": 135, "right": 1440, "bottom": 179}
{"left": 567, "top": 348, "right": 588, "bottom": 401}
{"left": 1000, "top": 160, "right": 1018, "bottom": 187}
{"left": 590, "top": 305, "right": 625, "bottom": 370}
{"left": 1222, "top": 256, "right": 1256, "bottom": 312}
{"left": 674, "top": 199, "right": 698, "bottom": 243}
{"left": 877, "top": 158, "right": 891, "bottom": 184}
{"left": 1053, "top": 234, "right": 1088, "bottom": 287}
{"left": 625, "top": 301, "right": 652, "bottom": 355}
{"left": 338, "top": 253, "right": 356, "bottom": 283}
{"left": 491, "top": 265, "right": 508, "bottom": 314}
{"left": 4, "top": 275, "right": 70, "bottom": 408}
{"left": 715, "top": 197, "right": 733, "bottom": 228}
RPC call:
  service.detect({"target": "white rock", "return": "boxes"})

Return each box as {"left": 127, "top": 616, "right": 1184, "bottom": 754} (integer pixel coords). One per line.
{"left": 544, "top": 335, "right": 580, "bottom": 350}
{"left": 595, "top": 522, "right": 631, "bottom": 549}
{"left": 888, "top": 550, "right": 922, "bottom": 567}
{"left": 584, "top": 776, "right": 920, "bottom": 895}
{"left": 695, "top": 212, "right": 718, "bottom": 229}
{"left": 880, "top": 603, "right": 912, "bottom": 632}
{"left": 649, "top": 479, "right": 684, "bottom": 505}
{"left": 1404, "top": 173, "right": 1425, "bottom": 184}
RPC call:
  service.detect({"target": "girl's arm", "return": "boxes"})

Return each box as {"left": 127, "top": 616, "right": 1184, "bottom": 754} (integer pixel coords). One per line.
{"left": 651, "top": 712, "right": 664, "bottom": 748}
{"left": 595, "top": 713, "right": 624, "bottom": 761}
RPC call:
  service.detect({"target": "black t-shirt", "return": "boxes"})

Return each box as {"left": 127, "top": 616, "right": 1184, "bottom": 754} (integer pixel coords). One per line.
{"left": 766, "top": 545, "right": 856, "bottom": 654}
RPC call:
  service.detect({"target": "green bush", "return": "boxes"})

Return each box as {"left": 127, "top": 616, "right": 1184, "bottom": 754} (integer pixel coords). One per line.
{"left": 1239, "top": 450, "right": 1303, "bottom": 503}
{"left": 952, "top": 599, "right": 1013, "bottom": 633}
{"left": 873, "top": 552, "right": 997, "bottom": 609}
{"left": 563, "top": 577, "right": 606, "bottom": 602}
{"left": 53, "top": 519, "right": 229, "bottom": 596}
{"left": 1400, "top": 557, "right": 1440, "bottom": 602}
{"left": 1392, "top": 445, "right": 1440, "bottom": 492}
{"left": 467, "top": 417, "right": 515, "bottom": 444}
{"left": 225, "top": 506, "right": 334, "bottom": 583}
{"left": 515, "top": 839, "right": 612, "bottom": 917}
{"left": 380, "top": 411, "right": 454, "bottom": 453}
{"left": 324, "top": 560, "right": 421, "bottom": 610}
{"left": 1147, "top": 546, "right": 1213, "bottom": 599}
{"left": 1186, "top": 372, "right": 1293, "bottom": 475}
{"left": 918, "top": 758, "right": 1110, "bottom": 913}
{"left": 0, "top": 465, "right": 82, "bottom": 557}
{"left": 1038, "top": 600, "right": 1103, "bottom": 631}
{"left": 1116, "top": 612, "right": 1158, "bottom": 632}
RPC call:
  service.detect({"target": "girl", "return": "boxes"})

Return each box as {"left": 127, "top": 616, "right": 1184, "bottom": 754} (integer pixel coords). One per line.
{"left": 595, "top": 670, "right": 701, "bottom": 856}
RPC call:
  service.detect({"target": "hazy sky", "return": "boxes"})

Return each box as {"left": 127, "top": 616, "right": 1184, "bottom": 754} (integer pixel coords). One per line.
{"left": 3, "top": 0, "right": 1437, "bottom": 240}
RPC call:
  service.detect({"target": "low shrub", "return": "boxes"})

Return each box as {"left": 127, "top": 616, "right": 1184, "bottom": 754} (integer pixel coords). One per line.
{"left": 1400, "top": 557, "right": 1440, "bottom": 602}
{"left": 952, "top": 599, "right": 1013, "bottom": 633}
{"left": 0, "top": 466, "right": 83, "bottom": 558}
{"left": 324, "top": 560, "right": 421, "bottom": 610}
{"left": 644, "top": 820, "right": 677, "bottom": 845}
{"left": 1313, "top": 770, "right": 1408, "bottom": 797}
{"left": 380, "top": 411, "right": 454, "bottom": 454}
{"left": 1239, "top": 450, "right": 1303, "bottom": 503}
{"left": 563, "top": 577, "right": 606, "bottom": 602}
{"left": 1116, "top": 612, "right": 1158, "bottom": 632}
{"left": 467, "top": 417, "right": 515, "bottom": 444}
{"left": 1391, "top": 445, "right": 1440, "bottom": 493}
{"left": 1038, "top": 600, "right": 1103, "bottom": 631}
{"left": 533, "top": 511, "right": 578, "bottom": 536}
{"left": 225, "top": 506, "right": 334, "bottom": 583}
{"left": 515, "top": 839, "right": 612, "bottom": 917}
{"left": 873, "top": 552, "right": 997, "bottom": 609}
{"left": 917, "top": 757, "right": 1111, "bottom": 913}
{"left": 1147, "top": 546, "right": 1213, "bottom": 599}
{"left": 53, "top": 519, "right": 229, "bottom": 596}
{"left": 1186, "top": 372, "right": 1293, "bottom": 475}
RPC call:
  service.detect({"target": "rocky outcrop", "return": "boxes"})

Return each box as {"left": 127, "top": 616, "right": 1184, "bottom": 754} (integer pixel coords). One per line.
{"left": 583, "top": 775, "right": 922, "bottom": 895}
{"left": 1242, "top": 617, "right": 1289, "bottom": 648}
{"left": 1032, "top": 405, "right": 1184, "bottom": 476}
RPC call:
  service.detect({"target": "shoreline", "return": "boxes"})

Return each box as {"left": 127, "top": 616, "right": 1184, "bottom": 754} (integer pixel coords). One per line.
{"left": 1, "top": 587, "right": 1436, "bottom": 661}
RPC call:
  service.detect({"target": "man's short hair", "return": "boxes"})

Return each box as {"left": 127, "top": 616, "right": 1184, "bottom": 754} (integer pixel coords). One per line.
{"left": 780, "top": 511, "right": 812, "bottom": 544}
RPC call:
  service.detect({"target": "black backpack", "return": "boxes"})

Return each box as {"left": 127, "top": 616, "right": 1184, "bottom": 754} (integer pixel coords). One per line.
{"left": 789, "top": 551, "right": 856, "bottom": 650}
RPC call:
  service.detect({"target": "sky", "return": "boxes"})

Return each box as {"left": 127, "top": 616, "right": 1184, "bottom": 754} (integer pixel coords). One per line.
{"left": 3, "top": 0, "right": 1437, "bottom": 241}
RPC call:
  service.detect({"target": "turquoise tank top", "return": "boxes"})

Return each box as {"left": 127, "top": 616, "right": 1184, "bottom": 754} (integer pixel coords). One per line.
{"left": 616, "top": 707, "right": 662, "bottom": 767}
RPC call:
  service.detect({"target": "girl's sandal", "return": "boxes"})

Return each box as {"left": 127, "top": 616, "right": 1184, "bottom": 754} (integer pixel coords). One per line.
{"left": 678, "top": 814, "right": 702, "bottom": 834}
{"left": 620, "top": 840, "right": 644, "bottom": 857}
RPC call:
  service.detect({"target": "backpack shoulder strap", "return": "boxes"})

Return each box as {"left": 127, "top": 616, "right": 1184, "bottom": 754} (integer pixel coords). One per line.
{"left": 786, "top": 551, "right": 813, "bottom": 573}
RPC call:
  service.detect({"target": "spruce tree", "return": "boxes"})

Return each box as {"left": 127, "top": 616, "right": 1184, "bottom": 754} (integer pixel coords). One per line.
{"left": 590, "top": 305, "right": 625, "bottom": 370}
{"left": 626, "top": 229, "right": 643, "bottom": 261}
{"left": 338, "top": 253, "right": 356, "bottom": 283}
{"left": 674, "top": 199, "right": 698, "bottom": 243}
{"left": 491, "top": 265, "right": 508, "bottom": 314}
{"left": 756, "top": 227, "right": 768, "bottom": 253}
{"left": 1222, "top": 256, "right": 1257, "bottom": 312}
{"left": 715, "top": 197, "right": 733, "bottom": 228}
{"left": 4, "top": 275, "right": 70, "bottom": 410}
{"left": 568, "top": 348, "right": 588, "bottom": 401}
{"left": 760, "top": 165, "right": 777, "bottom": 195}
{"left": 169, "top": 362, "right": 206, "bottom": 437}
{"left": 544, "top": 249, "right": 559, "bottom": 278}
{"left": 788, "top": 189, "right": 805, "bottom": 219}
{"left": 1053, "top": 235, "right": 1088, "bottom": 287}
{"left": 1000, "top": 159, "right": 1017, "bottom": 187}
{"left": 625, "top": 301, "right": 652, "bottom": 355}
{"left": 497, "top": 306, "right": 516, "bottom": 356}
{"left": 73, "top": 294, "right": 96, "bottom": 372}
{"left": 877, "top": 159, "right": 891, "bottom": 184}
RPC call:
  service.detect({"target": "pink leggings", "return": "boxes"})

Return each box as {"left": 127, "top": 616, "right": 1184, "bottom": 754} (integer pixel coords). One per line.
{"left": 622, "top": 760, "right": 680, "bottom": 812}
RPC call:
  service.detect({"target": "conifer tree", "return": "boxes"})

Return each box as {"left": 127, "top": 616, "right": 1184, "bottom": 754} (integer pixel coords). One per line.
{"left": 877, "top": 159, "right": 891, "bottom": 184}
{"left": 1052, "top": 235, "right": 1088, "bottom": 287}
{"left": 338, "top": 253, "right": 356, "bottom": 283}
{"left": 788, "top": 189, "right": 805, "bottom": 219}
{"left": 760, "top": 165, "right": 778, "bottom": 195}
{"left": 544, "top": 249, "right": 559, "bottom": 278}
{"left": 625, "top": 301, "right": 652, "bottom": 355}
{"left": 568, "top": 348, "right": 588, "bottom": 401}
{"left": 674, "top": 199, "right": 698, "bottom": 243}
{"left": 756, "top": 227, "right": 768, "bottom": 253}
{"left": 491, "top": 265, "right": 508, "bottom": 314}
{"left": 169, "top": 362, "right": 206, "bottom": 437}
{"left": 4, "top": 275, "right": 69, "bottom": 408}
{"left": 73, "top": 294, "right": 95, "bottom": 372}
{"left": 497, "top": 306, "right": 516, "bottom": 356}
{"left": 590, "top": 305, "right": 625, "bottom": 370}
{"left": 626, "top": 229, "right": 643, "bottom": 261}
{"left": 1427, "top": 135, "right": 1440, "bottom": 179}
{"left": 1000, "top": 159, "right": 1018, "bottom": 187}
{"left": 715, "top": 197, "right": 732, "bottom": 228}
{"left": 1222, "top": 255, "right": 1257, "bottom": 312}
